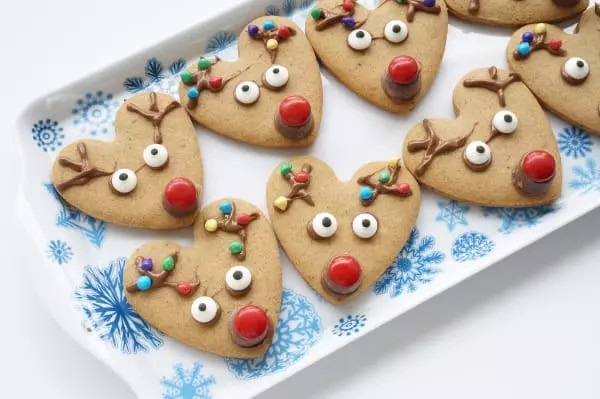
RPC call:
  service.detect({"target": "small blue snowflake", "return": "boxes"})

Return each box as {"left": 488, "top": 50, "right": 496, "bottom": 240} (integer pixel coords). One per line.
{"left": 123, "top": 57, "right": 186, "bottom": 96}
{"left": 46, "top": 240, "right": 73, "bottom": 265}
{"left": 569, "top": 157, "right": 600, "bottom": 193}
{"left": 224, "top": 288, "right": 322, "bottom": 379}
{"left": 482, "top": 205, "right": 555, "bottom": 234}
{"left": 451, "top": 232, "right": 495, "bottom": 262}
{"left": 557, "top": 126, "right": 593, "bottom": 159}
{"left": 74, "top": 257, "right": 163, "bottom": 354}
{"left": 71, "top": 91, "right": 119, "bottom": 136}
{"left": 374, "top": 228, "right": 445, "bottom": 298}
{"left": 332, "top": 314, "right": 367, "bottom": 337}
{"left": 161, "top": 362, "right": 216, "bottom": 399}
{"left": 435, "top": 200, "right": 470, "bottom": 231}
{"left": 205, "top": 31, "right": 237, "bottom": 55}
{"left": 31, "top": 119, "right": 64, "bottom": 152}
{"left": 266, "top": 0, "right": 313, "bottom": 16}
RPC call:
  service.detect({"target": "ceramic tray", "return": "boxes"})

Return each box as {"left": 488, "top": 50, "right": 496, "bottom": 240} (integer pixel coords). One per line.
{"left": 11, "top": 0, "right": 600, "bottom": 397}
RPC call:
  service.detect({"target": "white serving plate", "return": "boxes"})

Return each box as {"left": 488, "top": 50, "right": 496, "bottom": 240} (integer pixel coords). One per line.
{"left": 11, "top": 0, "right": 600, "bottom": 397}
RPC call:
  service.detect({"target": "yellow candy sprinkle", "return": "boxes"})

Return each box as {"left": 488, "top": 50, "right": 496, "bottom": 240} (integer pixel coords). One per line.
{"left": 534, "top": 23, "right": 546, "bottom": 35}
{"left": 388, "top": 157, "right": 400, "bottom": 168}
{"left": 204, "top": 218, "right": 218, "bottom": 232}
{"left": 266, "top": 39, "right": 279, "bottom": 50}
{"left": 274, "top": 196, "right": 288, "bottom": 211}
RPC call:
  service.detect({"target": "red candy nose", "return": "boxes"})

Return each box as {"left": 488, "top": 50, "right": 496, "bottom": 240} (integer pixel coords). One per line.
{"left": 327, "top": 255, "right": 362, "bottom": 290}
{"left": 163, "top": 177, "right": 198, "bottom": 214}
{"left": 233, "top": 305, "right": 269, "bottom": 341}
{"left": 278, "top": 95, "right": 312, "bottom": 127}
{"left": 388, "top": 55, "right": 420, "bottom": 84}
{"left": 522, "top": 150, "right": 556, "bottom": 182}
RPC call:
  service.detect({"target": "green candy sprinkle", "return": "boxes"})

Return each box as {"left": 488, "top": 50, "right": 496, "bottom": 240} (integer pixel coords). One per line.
{"left": 378, "top": 171, "right": 391, "bottom": 184}
{"left": 161, "top": 256, "right": 175, "bottom": 271}
{"left": 310, "top": 8, "right": 323, "bottom": 20}
{"left": 280, "top": 163, "right": 293, "bottom": 176}
{"left": 229, "top": 241, "right": 244, "bottom": 255}
{"left": 198, "top": 58, "right": 212, "bottom": 70}
{"left": 180, "top": 70, "right": 193, "bottom": 84}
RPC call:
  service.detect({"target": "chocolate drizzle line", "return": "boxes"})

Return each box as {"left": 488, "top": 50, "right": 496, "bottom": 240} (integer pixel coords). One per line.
{"left": 56, "top": 142, "right": 115, "bottom": 191}
{"left": 209, "top": 202, "right": 259, "bottom": 261}
{"left": 462, "top": 66, "right": 521, "bottom": 107}
{"left": 278, "top": 163, "right": 315, "bottom": 211}
{"left": 384, "top": 0, "right": 442, "bottom": 23}
{"left": 407, "top": 119, "right": 478, "bottom": 176}
{"left": 313, "top": 5, "right": 366, "bottom": 31}
{"left": 512, "top": 31, "right": 566, "bottom": 60}
{"left": 249, "top": 24, "right": 297, "bottom": 63}
{"left": 125, "top": 92, "right": 179, "bottom": 144}
{"left": 356, "top": 160, "right": 412, "bottom": 206}
{"left": 126, "top": 252, "right": 201, "bottom": 296}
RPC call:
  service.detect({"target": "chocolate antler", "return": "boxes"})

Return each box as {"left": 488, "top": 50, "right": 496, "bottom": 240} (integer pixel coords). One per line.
{"left": 247, "top": 20, "right": 297, "bottom": 63}
{"left": 381, "top": 0, "right": 441, "bottom": 22}
{"left": 462, "top": 66, "right": 521, "bottom": 107}
{"left": 204, "top": 201, "right": 259, "bottom": 261}
{"left": 513, "top": 24, "right": 566, "bottom": 60}
{"left": 310, "top": 0, "right": 366, "bottom": 31}
{"left": 125, "top": 92, "right": 179, "bottom": 144}
{"left": 273, "top": 163, "right": 314, "bottom": 212}
{"left": 55, "top": 142, "right": 115, "bottom": 191}
{"left": 357, "top": 158, "right": 412, "bottom": 206}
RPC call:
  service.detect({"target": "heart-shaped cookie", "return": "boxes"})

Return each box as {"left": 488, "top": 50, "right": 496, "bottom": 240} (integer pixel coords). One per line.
{"left": 402, "top": 66, "right": 562, "bottom": 207}
{"left": 266, "top": 156, "right": 420, "bottom": 305}
{"left": 51, "top": 92, "right": 203, "bottom": 229}
{"left": 304, "top": 0, "right": 448, "bottom": 113}
{"left": 178, "top": 16, "right": 323, "bottom": 148}
{"left": 506, "top": 4, "right": 600, "bottom": 135}
{"left": 446, "top": 0, "right": 587, "bottom": 27}
{"left": 124, "top": 199, "right": 282, "bottom": 358}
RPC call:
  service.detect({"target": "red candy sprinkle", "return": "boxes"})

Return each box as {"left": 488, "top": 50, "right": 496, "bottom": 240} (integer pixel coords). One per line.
{"left": 342, "top": 0, "right": 354, "bottom": 12}
{"left": 278, "top": 95, "right": 312, "bottom": 127}
{"left": 164, "top": 177, "right": 198, "bottom": 211}
{"left": 396, "top": 182, "right": 411, "bottom": 195}
{"left": 233, "top": 305, "right": 269, "bottom": 340}
{"left": 236, "top": 213, "right": 251, "bottom": 225}
{"left": 293, "top": 172, "right": 310, "bottom": 183}
{"left": 327, "top": 255, "right": 362, "bottom": 289}
{"left": 176, "top": 283, "right": 193, "bottom": 296}
{"left": 549, "top": 38, "right": 562, "bottom": 50}
{"left": 278, "top": 25, "right": 291, "bottom": 39}
{"left": 209, "top": 76, "right": 223, "bottom": 89}
{"left": 522, "top": 150, "right": 556, "bottom": 181}
{"left": 388, "top": 55, "right": 420, "bottom": 84}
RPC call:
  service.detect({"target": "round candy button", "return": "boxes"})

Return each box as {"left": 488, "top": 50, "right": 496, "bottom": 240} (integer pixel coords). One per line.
{"left": 322, "top": 255, "right": 362, "bottom": 295}
{"left": 230, "top": 305, "right": 269, "bottom": 347}
{"left": 162, "top": 177, "right": 198, "bottom": 217}
{"left": 388, "top": 55, "right": 420, "bottom": 84}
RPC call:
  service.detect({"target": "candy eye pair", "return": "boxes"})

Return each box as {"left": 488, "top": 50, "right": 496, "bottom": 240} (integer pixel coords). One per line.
{"left": 234, "top": 65, "right": 290, "bottom": 105}
{"left": 309, "top": 212, "right": 379, "bottom": 240}
{"left": 347, "top": 20, "right": 409, "bottom": 51}
{"left": 111, "top": 144, "right": 169, "bottom": 194}
{"left": 562, "top": 57, "right": 589, "bottom": 85}
{"left": 463, "top": 110, "right": 518, "bottom": 169}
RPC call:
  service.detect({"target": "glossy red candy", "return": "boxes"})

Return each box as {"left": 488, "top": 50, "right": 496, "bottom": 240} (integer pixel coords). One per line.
{"left": 294, "top": 172, "right": 310, "bottom": 183}
{"left": 236, "top": 213, "right": 251, "bottom": 226}
{"left": 327, "top": 255, "right": 362, "bottom": 289}
{"left": 233, "top": 305, "right": 269, "bottom": 341}
{"left": 209, "top": 76, "right": 223, "bottom": 89}
{"left": 342, "top": 0, "right": 354, "bottom": 12}
{"left": 278, "top": 96, "right": 312, "bottom": 127}
{"left": 176, "top": 283, "right": 193, "bottom": 296}
{"left": 278, "top": 25, "right": 291, "bottom": 39}
{"left": 396, "top": 182, "right": 411, "bottom": 195}
{"left": 388, "top": 55, "right": 419, "bottom": 84}
{"left": 522, "top": 150, "right": 556, "bottom": 182}
{"left": 549, "top": 38, "right": 562, "bottom": 50}
{"left": 163, "top": 178, "right": 198, "bottom": 213}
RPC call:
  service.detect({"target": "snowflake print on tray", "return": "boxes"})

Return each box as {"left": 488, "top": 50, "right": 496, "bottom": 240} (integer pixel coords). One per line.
{"left": 374, "top": 228, "right": 445, "bottom": 298}
{"left": 557, "top": 126, "right": 593, "bottom": 159}
{"left": 46, "top": 239, "right": 73, "bottom": 265}
{"left": 123, "top": 57, "right": 186, "bottom": 96}
{"left": 435, "top": 199, "right": 470, "bottom": 231}
{"left": 451, "top": 231, "right": 495, "bottom": 262}
{"left": 71, "top": 90, "right": 119, "bottom": 136}
{"left": 332, "top": 314, "right": 367, "bottom": 337}
{"left": 482, "top": 205, "right": 555, "bottom": 234}
{"left": 569, "top": 158, "right": 600, "bottom": 194}
{"left": 265, "top": 0, "right": 314, "bottom": 17}
{"left": 224, "top": 288, "right": 322, "bottom": 379}
{"left": 74, "top": 257, "right": 163, "bottom": 354}
{"left": 31, "top": 119, "right": 64, "bottom": 152}
{"left": 161, "top": 362, "right": 216, "bottom": 399}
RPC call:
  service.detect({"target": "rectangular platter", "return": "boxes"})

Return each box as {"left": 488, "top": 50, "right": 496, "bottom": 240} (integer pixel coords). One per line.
{"left": 11, "top": 0, "right": 600, "bottom": 397}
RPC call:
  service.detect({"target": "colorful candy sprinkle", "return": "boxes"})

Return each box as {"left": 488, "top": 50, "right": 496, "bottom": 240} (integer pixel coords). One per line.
{"left": 534, "top": 23, "right": 546, "bottom": 35}
{"left": 521, "top": 31, "right": 534, "bottom": 43}
{"left": 263, "top": 20, "right": 276, "bottom": 30}
{"left": 187, "top": 87, "right": 199, "bottom": 99}
{"left": 396, "top": 183, "right": 411, "bottom": 195}
{"left": 247, "top": 24, "right": 259, "bottom": 37}
{"left": 266, "top": 39, "right": 279, "bottom": 50}
{"left": 388, "top": 157, "right": 400, "bottom": 168}
{"left": 424, "top": 0, "right": 436, "bottom": 7}
{"left": 359, "top": 186, "right": 373, "bottom": 201}
{"left": 136, "top": 276, "right": 152, "bottom": 291}
{"left": 197, "top": 58, "right": 212, "bottom": 70}
{"left": 219, "top": 202, "right": 233, "bottom": 214}
{"left": 274, "top": 196, "right": 288, "bottom": 211}
{"left": 204, "top": 218, "right": 218, "bottom": 232}
{"left": 278, "top": 25, "right": 292, "bottom": 39}
{"left": 294, "top": 172, "right": 310, "bottom": 183}
{"left": 236, "top": 213, "right": 251, "bottom": 226}
{"left": 229, "top": 241, "right": 244, "bottom": 255}
{"left": 180, "top": 70, "right": 193, "bottom": 84}
{"left": 378, "top": 171, "right": 391, "bottom": 183}
{"left": 549, "top": 38, "right": 562, "bottom": 50}
{"left": 342, "top": 16, "right": 356, "bottom": 29}
{"left": 162, "top": 256, "right": 175, "bottom": 272}
{"left": 310, "top": 8, "right": 323, "bottom": 20}
{"left": 517, "top": 42, "right": 531, "bottom": 56}
{"left": 140, "top": 258, "right": 153, "bottom": 272}
{"left": 280, "top": 163, "right": 293, "bottom": 176}
{"left": 342, "top": 0, "right": 354, "bottom": 12}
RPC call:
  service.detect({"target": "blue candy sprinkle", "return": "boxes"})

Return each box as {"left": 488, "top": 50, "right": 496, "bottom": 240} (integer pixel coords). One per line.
{"left": 517, "top": 42, "right": 531, "bottom": 56}
{"left": 219, "top": 201, "right": 233, "bottom": 214}
{"left": 263, "top": 20, "right": 276, "bottom": 30}
{"left": 359, "top": 186, "right": 373, "bottom": 201}
{"left": 136, "top": 275, "right": 152, "bottom": 291}
{"left": 521, "top": 31, "right": 534, "bottom": 43}
{"left": 187, "top": 87, "right": 200, "bottom": 99}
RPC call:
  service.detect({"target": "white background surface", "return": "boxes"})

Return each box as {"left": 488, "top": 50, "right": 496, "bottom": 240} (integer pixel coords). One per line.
{"left": 2, "top": 1, "right": 600, "bottom": 398}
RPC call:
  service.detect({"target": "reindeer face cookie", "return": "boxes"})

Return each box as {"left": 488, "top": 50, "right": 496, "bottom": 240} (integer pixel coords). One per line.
{"left": 507, "top": 4, "right": 600, "bottom": 135}
{"left": 51, "top": 92, "right": 203, "bottom": 230}
{"left": 266, "top": 156, "right": 420, "bottom": 305}
{"left": 124, "top": 199, "right": 281, "bottom": 358}
{"left": 178, "top": 16, "right": 323, "bottom": 148}
{"left": 305, "top": 0, "right": 448, "bottom": 113}
{"left": 402, "top": 66, "right": 562, "bottom": 207}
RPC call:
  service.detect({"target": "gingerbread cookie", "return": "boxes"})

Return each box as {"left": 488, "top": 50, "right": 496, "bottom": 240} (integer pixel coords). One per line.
{"left": 124, "top": 198, "right": 281, "bottom": 358}
{"left": 446, "top": 0, "right": 586, "bottom": 27}
{"left": 51, "top": 92, "right": 203, "bottom": 230}
{"left": 266, "top": 156, "right": 420, "bottom": 305}
{"left": 178, "top": 16, "right": 323, "bottom": 148}
{"left": 304, "top": 0, "right": 448, "bottom": 113}
{"left": 506, "top": 3, "right": 600, "bottom": 135}
{"left": 402, "top": 66, "right": 562, "bottom": 207}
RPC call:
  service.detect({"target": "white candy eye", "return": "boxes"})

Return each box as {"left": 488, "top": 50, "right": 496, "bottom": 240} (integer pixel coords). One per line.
{"left": 562, "top": 57, "right": 590, "bottom": 84}
{"left": 234, "top": 81, "right": 260, "bottom": 105}
{"left": 383, "top": 20, "right": 409, "bottom": 44}
{"left": 225, "top": 265, "right": 252, "bottom": 294}
{"left": 464, "top": 141, "right": 492, "bottom": 169}
{"left": 352, "top": 213, "right": 379, "bottom": 239}
{"left": 309, "top": 212, "right": 338, "bottom": 239}
{"left": 492, "top": 110, "right": 518, "bottom": 134}
{"left": 347, "top": 29, "right": 372, "bottom": 51}
{"left": 143, "top": 144, "right": 169, "bottom": 169}
{"left": 190, "top": 296, "right": 220, "bottom": 324}
{"left": 110, "top": 168, "right": 137, "bottom": 194}
{"left": 263, "top": 65, "right": 289, "bottom": 89}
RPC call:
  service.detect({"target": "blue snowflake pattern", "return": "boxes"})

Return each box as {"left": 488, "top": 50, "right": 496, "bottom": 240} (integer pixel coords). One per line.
{"left": 482, "top": 205, "right": 555, "bottom": 234}
{"left": 161, "top": 362, "right": 216, "bottom": 399}
{"left": 557, "top": 126, "right": 593, "bottom": 159}
{"left": 71, "top": 91, "right": 119, "bottom": 136}
{"left": 224, "top": 288, "right": 322, "bottom": 379}
{"left": 123, "top": 57, "right": 186, "bottom": 96}
{"left": 74, "top": 257, "right": 163, "bottom": 354}
{"left": 569, "top": 158, "right": 600, "bottom": 193}
{"left": 46, "top": 239, "right": 73, "bottom": 265}
{"left": 44, "top": 183, "right": 107, "bottom": 247}
{"left": 205, "top": 31, "right": 237, "bottom": 55}
{"left": 31, "top": 119, "right": 64, "bottom": 152}
{"left": 374, "top": 228, "right": 445, "bottom": 298}
{"left": 451, "top": 232, "right": 495, "bottom": 262}
{"left": 265, "top": 0, "right": 314, "bottom": 16}
{"left": 332, "top": 314, "right": 367, "bottom": 337}
{"left": 435, "top": 200, "right": 470, "bottom": 231}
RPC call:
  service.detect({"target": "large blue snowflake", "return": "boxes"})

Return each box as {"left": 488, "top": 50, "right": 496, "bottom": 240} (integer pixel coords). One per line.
{"left": 265, "top": 0, "right": 314, "bottom": 16}
{"left": 557, "top": 126, "right": 593, "bottom": 159}
{"left": 46, "top": 239, "right": 73, "bottom": 265}
{"left": 161, "top": 362, "right": 216, "bottom": 399}
{"left": 74, "top": 257, "right": 163, "bottom": 354}
{"left": 72, "top": 90, "right": 119, "bottom": 136}
{"left": 205, "top": 31, "right": 237, "bottom": 55}
{"left": 31, "top": 119, "right": 64, "bottom": 152}
{"left": 373, "top": 228, "right": 445, "bottom": 298}
{"left": 435, "top": 200, "right": 470, "bottom": 231}
{"left": 123, "top": 57, "right": 186, "bottom": 96}
{"left": 332, "top": 314, "right": 367, "bottom": 337}
{"left": 224, "top": 288, "right": 322, "bottom": 379}
{"left": 44, "top": 183, "right": 107, "bottom": 247}
{"left": 569, "top": 157, "right": 600, "bottom": 193}
{"left": 451, "top": 231, "right": 495, "bottom": 262}
{"left": 482, "top": 205, "right": 555, "bottom": 234}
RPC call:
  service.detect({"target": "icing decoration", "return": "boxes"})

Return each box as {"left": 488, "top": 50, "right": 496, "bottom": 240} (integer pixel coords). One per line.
{"left": 382, "top": 55, "right": 422, "bottom": 101}
{"left": 561, "top": 57, "right": 590, "bottom": 85}
{"left": 512, "top": 150, "right": 556, "bottom": 196}
{"left": 234, "top": 81, "right": 261, "bottom": 105}
{"left": 351, "top": 213, "right": 379, "bottom": 239}
{"left": 275, "top": 95, "right": 314, "bottom": 139}
{"left": 274, "top": 162, "right": 314, "bottom": 211}
{"left": 55, "top": 143, "right": 115, "bottom": 191}
{"left": 110, "top": 168, "right": 137, "bottom": 194}
{"left": 383, "top": 20, "right": 409, "bottom": 43}
{"left": 247, "top": 20, "right": 297, "bottom": 63}
{"left": 125, "top": 92, "right": 178, "bottom": 144}
{"left": 191, "top": 296, "right": 221, "bottom": 325}
{"left": 308, "top": 212, "right": 338, "bottom": 239}
{"left": 224, "top": 265, "right": 252, "bottom": 296}
{"left": 263, "top": 65, "right": 289, "bottom": 89}
{"left": 310, "top": 0, "right": 366, "bottom": 31}
{"left": 356, "top": 157, "right": 412, "bottom": 205}
{"left": 230, "top": 305, "right": 270, "bottom": 347}
{"left": 143, "top": 144, "right": 169, "bottom": 169}
{"left": 463, "top": 141, "right": 492, "bottom": 171}
{"left": 462, "top": 66, "right": 521, "bottom": 107}
{"left": 126, "top": 253, "right": 201, "bottom": 296}
{"left": 162, "top": 177, "right": 198, "bottom": 217}
{"left": 347, "top": 29, "right": 373, "bottom": 51}
{"left": 322, "top": 255, "right": 362, "bottom": 296}
{"left": 512, "top": 24, "right": 566, "bottom": 60}
{"left": 203, "top": 201, "right": 259, "bottom": 261}
{"left": 390, "top": 0, "right": 441, "bottom": 23}
{"left": 491, "top": 110, "right": 518, "bottom": 137}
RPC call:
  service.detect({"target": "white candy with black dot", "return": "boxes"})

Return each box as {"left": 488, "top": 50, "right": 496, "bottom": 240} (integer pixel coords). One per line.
{"left": 383, "top": 20, "right": 409, "bottom": 43}
{"left": 264, "top": 65, "right": 289, "bottom": 89}
{"left": 143, "top": 144, "right": 169, "bottom": 169}
{"left": 111, "top": 168, "right": 137, "bottom": 194}
{"left": 563, "top": 57, "right": 590, "bottom": 81}
{"left": 235, "top": 81, "right": 260, "bottom": 104}
{"left": 347, "top": 29, "right": 372, "bottom": 51}
{"left": 352, "top": 213, "right": 378, "bottom": 239}
{"left": 190, "top": 296, "right": 220, "bottom": 324}
{"left": 492, "top": 110, "right": 518, "bottom": 134}
{"left": 225, "top": 265, "right": 252, "bottom": 292}
{"left": 464, "top": 141, "right": 492, "bottom": 166}
{"left": 310, "top": 212, "right": 338, "bottom": 238}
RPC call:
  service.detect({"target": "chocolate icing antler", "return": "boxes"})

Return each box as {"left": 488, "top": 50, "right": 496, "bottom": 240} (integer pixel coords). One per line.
{"left": 384, "top": 0, "right": 442, "bottom": 23}
{"left": 125, "top": 92, "right": 179, "bottom": 144}
{"left": 357, "top": 158, "right": 412, "bottom": 206}
{"left": 55, "top": 143, "right": 115, "bottom": 191}
{"left": 204, "top": 201, "right": 259, "bottom": 261}
{"left": 513, "top": 24, "right": 566, "bottom": 60}
{"left": 247, "top": 20, "right": 297, "bottom": 63}
{"left": 407, "top": 119, "right": 478, "bottom": 176}
{"left": 462, "top": 66, "right": 521, "bottom": 107}
{"left": 273, "top": 163, "right": 314, "bottom": 212}
{"left": 310, "top": 0, "right": 367, "bottom": 31}
{"left": 126, "top": 252, "right": 201, "bottom": 297}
